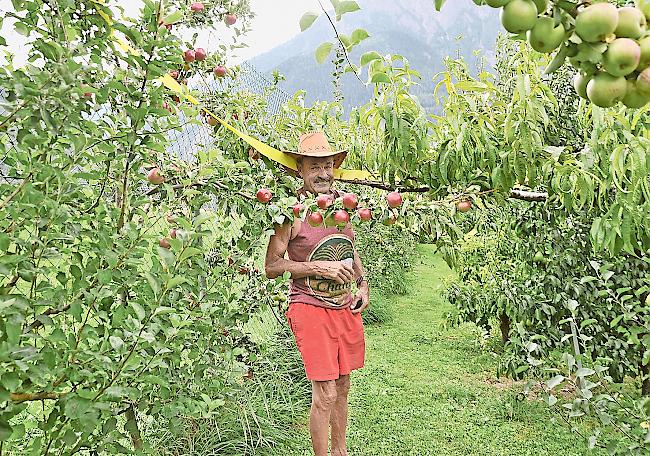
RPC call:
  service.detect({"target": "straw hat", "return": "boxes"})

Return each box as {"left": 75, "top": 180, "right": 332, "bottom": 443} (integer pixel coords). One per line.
{"left": 285, "top": 131, "right": 347, "bottom": 170}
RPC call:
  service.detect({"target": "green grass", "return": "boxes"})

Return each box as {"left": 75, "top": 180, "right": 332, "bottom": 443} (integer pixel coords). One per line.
{"left": 276, "top": 244, "right": 601, "bottom": 456}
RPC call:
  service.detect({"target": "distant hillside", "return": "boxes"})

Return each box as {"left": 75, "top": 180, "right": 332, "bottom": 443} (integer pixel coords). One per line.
{"left": 249, "top": 0, "right": 501, "bottom": 112}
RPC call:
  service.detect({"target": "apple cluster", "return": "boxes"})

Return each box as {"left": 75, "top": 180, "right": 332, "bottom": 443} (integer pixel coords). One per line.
{"left": 255, "top": 189, "right": 404, "bottom": 228}
{"left": 484, "top": 0, "right": 650, "bottom": 108}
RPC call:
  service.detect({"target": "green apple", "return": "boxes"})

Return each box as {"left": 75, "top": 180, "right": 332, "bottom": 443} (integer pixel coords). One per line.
{"left": 528, "top": 16, "right": 566, "bottom": 53}
{"left": 500, "top": 0, "right": 538, "bottom": 34}
{"left": 637, "top": 35, "right": 650, "bottom": 70}
{"left": 573, "top": 72, "right": 592, "bottom": 99}
{"left": 615, "top": 6, "right": 646, "bottom": 39}
{"left": 586, "top": 72, "right": 628, "bottom": 107}
{"left": 622, "top": 79, "right": 650, "bottom": 107}
{"left": 575, "top": 3, "right": 619, "bottom": 43}
{"left": 485, "top": 0, "right": 511, "bottom": 7}
{"left": 603, "top": 38, "right": 641, "bottom": 77}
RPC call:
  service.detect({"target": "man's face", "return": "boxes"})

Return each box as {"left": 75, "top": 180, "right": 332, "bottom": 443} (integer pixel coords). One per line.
{"left": 300, "top": 156, "right": 335, "bottom": 195}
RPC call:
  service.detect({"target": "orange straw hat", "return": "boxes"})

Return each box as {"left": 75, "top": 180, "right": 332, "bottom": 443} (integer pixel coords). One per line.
{"left": 285, "top": 131, "right": 348, "bottom": 170}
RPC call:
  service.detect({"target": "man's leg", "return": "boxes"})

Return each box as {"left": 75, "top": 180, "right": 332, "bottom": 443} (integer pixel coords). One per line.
{"left": 310, "top": 379, "right": 338, "bottom": 456}
{"left": 330, "top": 374, "right": 350, "bottom": 456}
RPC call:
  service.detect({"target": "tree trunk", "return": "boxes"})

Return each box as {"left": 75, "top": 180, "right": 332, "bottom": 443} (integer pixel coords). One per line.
{"left": 499, "top": 313, "right": 511, "bottom": 344}
{"left": 125, "top": 405, "right": 143, "bottom": 450}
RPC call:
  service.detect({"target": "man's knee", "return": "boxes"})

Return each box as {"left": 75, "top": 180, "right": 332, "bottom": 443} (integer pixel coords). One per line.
{"left": 312, "top": 380, "right": 338, "bottom": 410}
{"left": 335, "top": 375, "right": 350, "bottom": 396}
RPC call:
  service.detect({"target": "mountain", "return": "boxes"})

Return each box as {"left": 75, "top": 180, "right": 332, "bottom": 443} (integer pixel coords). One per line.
{"left": 249, "top": 0, "right": 502, "bottom": 112}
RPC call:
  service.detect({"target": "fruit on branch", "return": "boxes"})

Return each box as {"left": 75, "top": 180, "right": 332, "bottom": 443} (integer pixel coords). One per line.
{"left": 615, "top": 6, "right": 646, "bottom": 39}
{"left": 316, "top": 194, "right": 333, "bottom": 210}
{"left": 575, "top": 3, "right": 618, "bottom": 43}
{"left": 166, "top": 213, "right": 176, "bottom": 224}
{"left": 169, "top": 70, "right": 179, "bottom": 79}
{"left": 169, "top": 229, "right": 177, "bottom": 239}
{"left": 159, "top": 238, "right": 171, "bottom": 249}
{"left": 147, "top": 167, "right": 164, "bottom": 185}
{"left": 573, "top": 73, "right": 592, "bottom": 100}
{"left": 333, "top": 209, "right": 350, "bottom": 227}
{"left": 195, "top": 48, "right": 207, "bottom": 61}
{"left": 183, "top": 50, "right": 196, "bottom": 63}
{"left": 293, "top": 204, "right": 304, "bottom": 217}
{"left": 214, "top": 66, "right": 227, "bottom": 77}
{"left": 307, "top": 211, "right": 324, "bottom": 227}
{"left": 386, "top": 191, "right": 403, "bottom": 208}
{"left": 484, "top": 0, "right": 511, "bottom": 7}
{"left": 500, "top": 0, "right": 538, "bottom": 34}
{"left": 382, "top": 214, "right": 397, "bottom": 226}
{"left": 586, "top": 72, "right": 627, "bottom": 108}
{"left": 528, "top": 16, "right": 566, "bottom": 53}
{"left": 636, "top": 67, "right": 650, "bottom": 93}
{"left": 190, "top": 2, "right": 204, "bottom": 12}
{"left": 342, "top": 193, "right": 358, "bottom": 210}
{"left": 225, "top": 14, "right": 237, "bottom": 25}
{"left": 358, "top": 208, "right": 372, "bottom": 221}
{"left": 207, "top": 116, "right": 218, "bottom": 126}
{"left": 602, "top": 38, "right": 641, "bottom": 77}
{"left": 636, "top": 0, "right": 650, "bottom": 21}
{"left": 622, "top": 79, "right": 650, "bottom": 108}
{"left": 256, "top": 188, "right": 273, "bottom": 203}
{"left": 457, "top": 200, "right": 472, "bottom": 213}
{"left": 637, "top": 36, "right": 650, "bottom": 70}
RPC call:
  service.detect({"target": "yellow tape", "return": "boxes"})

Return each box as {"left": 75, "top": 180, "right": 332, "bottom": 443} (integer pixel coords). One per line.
{"left": 158, "top": 76, "right": 374, "bottom": 181}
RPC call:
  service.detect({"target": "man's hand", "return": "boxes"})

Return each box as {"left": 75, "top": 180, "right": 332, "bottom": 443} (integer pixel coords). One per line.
{"left": 351, "top": 283, "right": 369, "bottom": 314}
{"left": 311, "top": 261, "right": 355, "bottom": 284}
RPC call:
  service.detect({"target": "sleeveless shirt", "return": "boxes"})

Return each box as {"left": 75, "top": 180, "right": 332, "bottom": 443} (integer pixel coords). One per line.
{"left": 287, "top": 190, "right": 355, "bottom": 310}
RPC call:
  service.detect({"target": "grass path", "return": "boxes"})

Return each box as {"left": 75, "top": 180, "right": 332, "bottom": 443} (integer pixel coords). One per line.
{"left": 279, "top": 245, "right": 594, "bottom": 456}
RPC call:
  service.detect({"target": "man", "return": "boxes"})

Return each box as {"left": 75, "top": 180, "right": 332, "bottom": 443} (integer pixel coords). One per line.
{"left": 265, "top": 131, "right": 370, "bottom": 456}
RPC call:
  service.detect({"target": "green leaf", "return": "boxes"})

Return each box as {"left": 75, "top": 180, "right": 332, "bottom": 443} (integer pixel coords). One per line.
{"left": 576, "top": 368, "right": 595, "bottom": 377}
{"left": 299, "top": 11, "right": 319, "bottom": 31}
{"left": 166, "top": 276, "right": 187, "bottom": 289}
{"left": 161, "top": 10, "right": 183, "bottom": 25}
{"left": 0, "top": 421, "right": 12, "bottom": 441}
{"left": 435, "top": 0, "right": 446, "bottom": 11}
{"left": 178, "top": 247, "right": 202, "bottom": 263}
{"left": 370, "top": 73, "right": 391, "bottom": 84}
{"left": 546, "top": 375, "right": 564, "bottom": 390}
{"left": 334, "top": 0, "right": 360, "bottom": 20}
{"left": 144, "top": 272, "right": 161, "bottom": 297}
{"left": 109, "top": 336, "right": 123, "bottom": 351}
{"left": 350, "top": 29, "right": 370, "bottom": 46}
{"left": 360, "top": 51, "right": 382, "bottom": 67}
{"left": 315, "top": 42, "right": 334, "bottom": 64}
{"left": 131, "top": 301, "right": 146, "bottom": 321}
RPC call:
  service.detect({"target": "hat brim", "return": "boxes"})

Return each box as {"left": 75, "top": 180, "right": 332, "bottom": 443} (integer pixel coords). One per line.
{"left": 284, "top": 150, "right": 347, "bottom": 170}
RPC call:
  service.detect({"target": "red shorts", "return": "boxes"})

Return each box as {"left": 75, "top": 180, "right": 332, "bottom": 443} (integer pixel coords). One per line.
{"left": 285, "top": 302, "right": 365, "bottom": 381}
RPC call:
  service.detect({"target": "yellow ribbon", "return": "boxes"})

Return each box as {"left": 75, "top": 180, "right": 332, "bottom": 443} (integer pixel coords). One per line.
{"left": 158, "top": 75, "right": 374, "bottom": 182}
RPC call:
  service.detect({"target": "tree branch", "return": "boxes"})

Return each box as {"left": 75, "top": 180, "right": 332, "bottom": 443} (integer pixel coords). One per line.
{"left": 10, "top": 391, "right": 64, "bottom": 403}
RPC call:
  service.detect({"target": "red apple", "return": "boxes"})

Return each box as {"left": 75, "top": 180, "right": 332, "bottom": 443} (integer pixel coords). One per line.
{"left": 224, "top": 14, "right": 237, "bottom": 25}
{"left": 169, "top": 70, "right": 179, "bottom": 79}
{"left": 457, "top": 200, "right": 472, "bottom": 213}
{"left": 342, "top": 193, "right": 358, "bottom": 210}
{"left": 358, "top": 208, "right": 372, "bottom": 221}
{"left": 169, "top": 229, "right": 177, "bottom": 239}
{"left": 190, "top": 2, "right": 204, "bottom": 12}
{"left": 207, "top": 116, "right": 218, "bottom": 126}
{"left": 307, "top": 211, "right": 324, "bottom": 227}
{"left": 316, "top": 194, "right": 332, "bottom": 210}
{"left": 159, "top": 238, "right": 171, "bottom": 249}
{"left": 256, "top": 188, "right": 272, "bottom": 203}
{"left": 382, "top": 215, "right": 397, "bottom": 226}
{"left": 293, "top": 204, "right": 304, "bottom": 217}
{"left": 213, "top": 66, "right": 227, "bottom": 77}
{"left": 147, "top": 168, "right": 164, "bottom": 185}
{"left": 386, "top": 191, "right": 403, "bottom": 208}
{"left": 183, "top": 50, "right": 195, "bottom": 63}
{"left": 166, "top": 23, "right": 172, "bottom": 31}
{"left": 194, "top": 48, "right": 207, "bottom": 61}
{"left": 333, "top": 210, "right": 350, "bottom": 226}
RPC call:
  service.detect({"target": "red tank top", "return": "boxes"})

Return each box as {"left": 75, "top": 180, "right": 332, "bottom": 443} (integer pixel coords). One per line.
{"left": 287, "top": 207, "right": 355, "bottom": 310}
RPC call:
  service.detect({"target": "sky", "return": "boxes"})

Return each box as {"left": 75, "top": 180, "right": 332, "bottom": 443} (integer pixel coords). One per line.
{"left": 0, "top": 0, "right": 318, "bottom": 66}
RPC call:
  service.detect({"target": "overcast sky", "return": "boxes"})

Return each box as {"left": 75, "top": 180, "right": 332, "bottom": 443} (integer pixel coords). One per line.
{"left": 0, "top": 0, "right": 320, "bottom": 65}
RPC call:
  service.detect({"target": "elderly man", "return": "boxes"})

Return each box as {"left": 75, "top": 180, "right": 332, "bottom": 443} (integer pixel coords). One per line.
{"left": 265, "top": 131, "right": 369, "bottom": 456}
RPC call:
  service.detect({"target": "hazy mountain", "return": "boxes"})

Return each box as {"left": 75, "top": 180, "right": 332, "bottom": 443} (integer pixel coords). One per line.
{"left": 249, "top": 0, "right": 502, "bottom": 112}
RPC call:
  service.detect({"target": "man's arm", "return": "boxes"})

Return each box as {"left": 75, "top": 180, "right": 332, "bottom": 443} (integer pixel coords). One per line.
{"left": 264, "top": 222, "right": 355, "bottom": 284}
